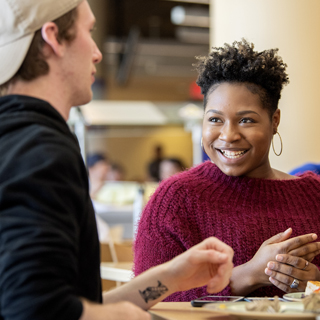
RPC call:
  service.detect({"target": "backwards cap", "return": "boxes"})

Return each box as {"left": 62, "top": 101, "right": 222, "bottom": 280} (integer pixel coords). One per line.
{"left": 0, "top": 0, "right": 83, "bottom": 85}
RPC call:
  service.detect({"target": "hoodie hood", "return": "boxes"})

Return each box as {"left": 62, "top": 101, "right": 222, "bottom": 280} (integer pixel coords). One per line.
{"left": 0, "top": 95, "right": 76, "bottom": 143}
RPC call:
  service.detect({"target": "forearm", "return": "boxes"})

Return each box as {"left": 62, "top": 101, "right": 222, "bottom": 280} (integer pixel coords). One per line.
{"left": 103, "top": 236, "right": 234, "bottom": 308}
{"left": 103, "top": 263, "right": 174, "bottom": 310}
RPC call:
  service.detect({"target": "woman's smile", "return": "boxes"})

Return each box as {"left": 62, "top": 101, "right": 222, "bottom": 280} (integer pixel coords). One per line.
{"left": 217, "top": 149, "right": 249, "bottom": 159}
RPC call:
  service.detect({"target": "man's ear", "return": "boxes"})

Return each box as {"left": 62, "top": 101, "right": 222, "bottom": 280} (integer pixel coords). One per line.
{"left": 41, "top": 22, "right": 65, "bottom": 57}
{"left": 272, "top": 109, "right": 281, "bottom": 133}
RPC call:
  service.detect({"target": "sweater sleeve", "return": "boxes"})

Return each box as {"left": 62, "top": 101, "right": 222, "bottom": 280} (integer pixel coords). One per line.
{"left": 0, "top": 129, "right": 87, "bottom": 320}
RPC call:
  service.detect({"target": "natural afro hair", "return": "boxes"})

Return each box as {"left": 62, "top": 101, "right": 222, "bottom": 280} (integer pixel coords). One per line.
{"left": 194, "top": 39, "right": 289, "bottom": 115}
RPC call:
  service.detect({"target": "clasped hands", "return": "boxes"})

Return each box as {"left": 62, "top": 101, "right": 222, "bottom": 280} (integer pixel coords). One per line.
{"left": 253, "top": 228, "right": 320, "bottom": 293}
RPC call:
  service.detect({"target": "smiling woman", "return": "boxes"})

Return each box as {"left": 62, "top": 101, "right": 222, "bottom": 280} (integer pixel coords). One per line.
{"left": 134, "top": 39, "right": 320, "bottom": 301}
{"left": 202, "top": 82, "right": 280, "bottom": 178}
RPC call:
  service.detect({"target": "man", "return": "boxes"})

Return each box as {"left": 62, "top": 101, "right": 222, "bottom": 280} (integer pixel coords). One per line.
{"left": 0, "top": 1, "right": 234, "bottom": 319}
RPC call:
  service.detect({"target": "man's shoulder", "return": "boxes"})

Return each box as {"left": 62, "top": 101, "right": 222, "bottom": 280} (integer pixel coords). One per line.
{"left": 0, "top": 97, "right": 79, "bottom": 158}
{"left": 0, "top": 94, "right": 73, "bottom": 144}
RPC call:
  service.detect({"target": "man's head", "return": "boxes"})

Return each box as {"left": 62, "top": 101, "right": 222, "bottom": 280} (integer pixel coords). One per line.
{"left": 0, "top": 0, "right": 83, "bottom": 91}
{"left": 0, "top": 0, "right": 103, "bottom": 115}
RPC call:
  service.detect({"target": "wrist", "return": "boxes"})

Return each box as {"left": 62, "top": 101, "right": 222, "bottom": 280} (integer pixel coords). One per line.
{"left": 153, "top": 261, "right": 178, "bottom": 294}
{"left": 230, "top": 262, "right": 262, "bottom": 296}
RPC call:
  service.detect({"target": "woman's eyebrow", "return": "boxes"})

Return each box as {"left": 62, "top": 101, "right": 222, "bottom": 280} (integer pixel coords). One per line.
{"left": 236, "top": 110, "right": 259, "bottom": 116}
{"left": 205, "top": 109, "right": 259, "bottom": 116}
{"left": 205, "top": 109, "right": 223, "bottom": 115}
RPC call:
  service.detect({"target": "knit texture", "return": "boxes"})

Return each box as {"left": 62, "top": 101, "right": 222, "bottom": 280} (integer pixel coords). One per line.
{"left": 134, "top": 161, "right": 320, "bottom": 301}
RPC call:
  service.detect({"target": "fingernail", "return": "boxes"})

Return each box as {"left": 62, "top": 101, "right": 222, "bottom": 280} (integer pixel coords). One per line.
{"left": 218, "top": 253, "right": 227, "bottom": 259}
{"left": 268, "top": 262, "right": 275, "bottom": 269}
{"left": 265, "top": 268, "right": 272, "bottom": 276}
{"left": 276, "top": 255, "right": 283, "bottom": 261}
{"left": 312, "top": 234, "right": 318, "bottom": 240}
{"left": 284, "top": 228, "right": 292, "bottom": 234}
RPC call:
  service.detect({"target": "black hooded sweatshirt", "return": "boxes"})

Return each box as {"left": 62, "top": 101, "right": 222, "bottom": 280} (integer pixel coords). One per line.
{"left": 0, "top": 95, "right": 101, "bottom": 320}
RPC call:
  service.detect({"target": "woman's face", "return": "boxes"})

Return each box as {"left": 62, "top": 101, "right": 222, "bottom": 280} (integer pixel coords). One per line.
{"left": 202, "top": 82, "right": 280, "bottom": 179}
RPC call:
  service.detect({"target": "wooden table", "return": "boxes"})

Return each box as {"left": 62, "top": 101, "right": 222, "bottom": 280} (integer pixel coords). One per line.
{"left": 100, "top": 262, "right": 133, "bottom": 282}
{"left": 149, "top": 302, "right": 233, "bottom": 320}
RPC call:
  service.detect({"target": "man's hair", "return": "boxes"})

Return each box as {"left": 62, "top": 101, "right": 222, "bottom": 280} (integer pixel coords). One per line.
{"left": 0, "top": 7, "right": 78, "bottom": 95}
{"left": 194, "top": 39, "right": 289, "bottom": 116}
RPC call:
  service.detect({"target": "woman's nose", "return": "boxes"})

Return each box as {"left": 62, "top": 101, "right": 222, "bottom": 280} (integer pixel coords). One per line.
{"left": 219, "top": 123, "right": 241, "bottom": 142}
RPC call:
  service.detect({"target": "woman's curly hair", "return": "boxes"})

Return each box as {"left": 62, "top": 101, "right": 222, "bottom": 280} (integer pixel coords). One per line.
{"left": 195, "top": 39, "right": 289, "bottom": 115}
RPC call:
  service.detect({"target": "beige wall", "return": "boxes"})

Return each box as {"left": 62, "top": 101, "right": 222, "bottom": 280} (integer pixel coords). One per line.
{"left": 211, "top": 0, "right": 320, "bottom": 172}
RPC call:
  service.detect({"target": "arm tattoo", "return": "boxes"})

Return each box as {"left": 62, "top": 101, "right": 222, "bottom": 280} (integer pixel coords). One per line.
{"left": 139, "top": 280, "right": 168, "bottom": 303}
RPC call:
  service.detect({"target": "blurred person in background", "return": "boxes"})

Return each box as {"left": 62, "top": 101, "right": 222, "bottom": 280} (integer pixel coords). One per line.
{"left": 87, "top": 153, "right": 111, "bottom": 198}
{"left": 146, "top": 145, "right": 163, "bottom": 182}
{"left": 0, "top": 0, "right": 234, "bottom": 319}
{"left": 159, "top": 157, "right": 185, "bottom": 181}
{"left": 289, "top": 162, "right": 320, "bottom": 176}
{"left": 106, "top": 162, "right": 126, "bottom": 181}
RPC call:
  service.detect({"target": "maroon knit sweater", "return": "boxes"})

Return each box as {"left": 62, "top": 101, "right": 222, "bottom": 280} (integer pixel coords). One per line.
{"left": 134, "top": 161, "right": 320, "bottom": 301}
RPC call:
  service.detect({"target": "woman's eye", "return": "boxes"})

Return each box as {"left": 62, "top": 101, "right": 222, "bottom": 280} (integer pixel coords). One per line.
{"left": 240, "top": 118, "right": 255, "bottom": 124}
{"left": 209, "top": 117, "right": 222, "bottom": 123}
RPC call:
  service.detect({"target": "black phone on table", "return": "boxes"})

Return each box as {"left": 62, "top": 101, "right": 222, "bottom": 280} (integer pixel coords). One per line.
{"left": 244, "top": 297, "right": 286, "bottom": 302}
{"left": 191, "top": 295, "right": 244, "bottom": 307}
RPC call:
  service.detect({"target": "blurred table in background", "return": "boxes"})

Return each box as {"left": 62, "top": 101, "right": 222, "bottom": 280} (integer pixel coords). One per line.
{"left": 100, "top": 262, "right": 133, "bottom": 282}
{"left": 92, "top": 181, "right": 158, "bottom": 240}
{"left": 94, "top": 202, "right": 134, "bottom": 239}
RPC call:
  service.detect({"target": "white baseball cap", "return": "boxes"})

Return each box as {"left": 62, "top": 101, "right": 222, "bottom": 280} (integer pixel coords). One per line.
{"left": 0, "top": 0, "right": 83, "bottom": 85}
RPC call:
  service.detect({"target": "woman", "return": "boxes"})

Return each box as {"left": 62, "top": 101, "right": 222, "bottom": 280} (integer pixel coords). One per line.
{"left": 134, "top": 39, "right": 320, "bottom": 301}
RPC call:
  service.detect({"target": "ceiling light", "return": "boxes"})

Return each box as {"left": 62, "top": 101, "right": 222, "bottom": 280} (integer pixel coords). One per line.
{"left": 171, "top": 6, "right": 210, "bottom": 28}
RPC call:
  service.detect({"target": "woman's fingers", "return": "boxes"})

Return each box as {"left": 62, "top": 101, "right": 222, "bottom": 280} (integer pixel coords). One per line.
{"left": 280, "top": 233, "right": 318, "bottom": 252}
{"left": 263, "top": 228, "right": 292, "bottom": 246}
{"left": 264, "top": 257, "right": 307, "bottom": 293}
{"left": 288, "top": 242, "right": 320, "bottom": 258}
{"left": 265, "top": 254, "right": 320, "bottom": 293}
{"left": 267, "top": 274, "right": 303, "bottom": 293}
{"left": 299, "top": 254, "right": 315, "bottom": 263}
{"left": 275, "top": 254, "right": 309, "bottom": 271}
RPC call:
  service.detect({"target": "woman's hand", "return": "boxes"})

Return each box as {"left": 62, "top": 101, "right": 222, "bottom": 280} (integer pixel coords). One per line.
{"left": 165, "top": 236, "right": 234, "bottom": 294}
{"left": 230, "top": 229, "right": 320, "bottom": 296}
{"left": 243, "top": 228, "right": 295, "bottom": 287}
{"left": 265, "top": 254, "right": 320, "bottom": 293}
{"left": 250, "top": 230, "right": 319, "bottom": 285}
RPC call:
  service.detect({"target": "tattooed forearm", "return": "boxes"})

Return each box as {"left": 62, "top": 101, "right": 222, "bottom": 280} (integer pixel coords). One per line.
{"left": 139, "top": 280, "right": 168, "bottom": 303}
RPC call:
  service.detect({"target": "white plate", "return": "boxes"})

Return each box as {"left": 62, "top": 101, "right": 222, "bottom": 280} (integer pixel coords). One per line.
{"left": 283, "top": 292, "right": 306, "bottom": 302}
{"left": 204, "top": 301, "right": 316, "bottom": 319}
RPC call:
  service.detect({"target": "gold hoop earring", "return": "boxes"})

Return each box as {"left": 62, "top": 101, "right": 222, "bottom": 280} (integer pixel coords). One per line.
{"left": 272, "top": 132, "right": 283, "bottom": 156}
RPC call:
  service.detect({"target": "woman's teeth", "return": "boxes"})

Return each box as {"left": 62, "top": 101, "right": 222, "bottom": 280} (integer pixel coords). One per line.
{"left": 221, "top": 150, "right": 247, "bottom": 159}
